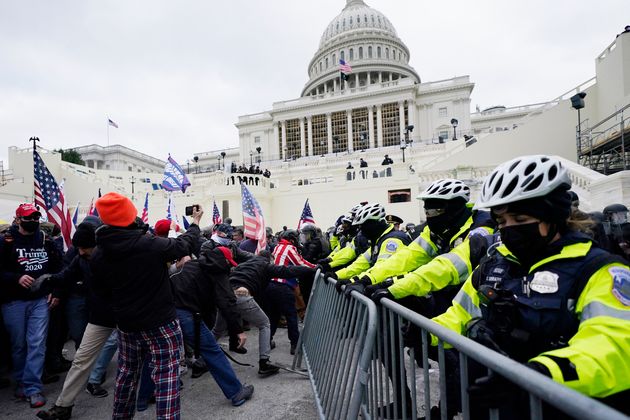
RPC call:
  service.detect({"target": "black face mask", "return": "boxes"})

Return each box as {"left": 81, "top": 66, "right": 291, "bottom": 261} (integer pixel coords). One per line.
{"left": 20, "top": 221, "right": 39, "bottom": 233}
{"left": 360, "top": 220, "right": 385, "bottom": 241}
{"left": 426, "top": 214, "right": 450, "bottom": 237}
{"left": 499, "top": 222, "right": 550, "bottom": 266}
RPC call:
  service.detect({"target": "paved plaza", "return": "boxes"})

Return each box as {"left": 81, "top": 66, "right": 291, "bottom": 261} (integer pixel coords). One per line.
{"left": 0, "top": 328, "right": 317, "bottom": 420}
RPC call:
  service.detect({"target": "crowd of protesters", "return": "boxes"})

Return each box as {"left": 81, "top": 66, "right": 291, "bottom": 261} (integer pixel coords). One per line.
{"left": 230, "top": 162, "right": 271, "bottom": 178}
{"left": 1, "top": 154, "right": 629, "bottom": 418}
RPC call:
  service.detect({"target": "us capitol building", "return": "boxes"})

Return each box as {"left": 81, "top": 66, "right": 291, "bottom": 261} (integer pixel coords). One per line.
{"left": 1, "top": 0, "right": 629, "bottom": 229}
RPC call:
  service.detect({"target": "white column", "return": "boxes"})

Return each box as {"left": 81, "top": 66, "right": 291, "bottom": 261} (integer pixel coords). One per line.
{"left": 326, "top": 113, "right": 333, "bottom": 154}
{"left": 281, "top": 120, "right": 287, "bottom": 160}
{"left": 367, "top": 72, "right": 371, "bottom": 85}
{"left": 347, "top": 110, "right": 354, "bottom": 153}
{"left": 378, "top": 72, "right": 382, "bottom": 83}
{"left": 389, "top": 73, "right": 393, "bottom": 82}
{"left": 408, "top": 101, "right": 416, "bottom": 142}
{"left": 300, "top": 118, "right": 306, "bottom": 157}
{"left": 307, "top": 116, "right": 313, "bottom": 156}
{"left": 376, "top": 105, "right": 383, "bottom": 147}
{"left": 368, "top": 106, "right": 375, "bottom": 149}
{"left": 355, "top": 73, "right": 359, "bottom": 87}
{"left": 399, "top": 101, "right": 405, "bottom": 139}
{"left": 273, "top": 123, "right": 279, "bottom": 158}
{"left": 334, "top": 78, "right": 338, "bottom": 92}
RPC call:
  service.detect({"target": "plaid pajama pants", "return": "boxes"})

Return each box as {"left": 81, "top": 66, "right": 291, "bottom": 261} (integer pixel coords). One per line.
{"left": 113, "top": 319, "right": 183, "bottom": 420}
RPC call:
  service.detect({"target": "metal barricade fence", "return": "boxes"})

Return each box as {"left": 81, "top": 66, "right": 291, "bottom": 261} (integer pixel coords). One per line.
{"left": 293, "top": 272, "right": 378, "bottom": 420}
{"left": 295, "top": 273, "right": 628, "bottom": 420}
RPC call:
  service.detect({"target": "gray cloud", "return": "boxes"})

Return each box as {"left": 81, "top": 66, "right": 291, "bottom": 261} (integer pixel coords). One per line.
{"left": 0, "top": 0, "right": 627, "bottom": 166}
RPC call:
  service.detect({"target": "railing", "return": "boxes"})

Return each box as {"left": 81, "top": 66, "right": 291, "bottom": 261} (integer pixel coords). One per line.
{"left": 293, "top": 273, "right": 377, "bottom": 420}
{"left": 295, "top": 273, "right": 628, "bottom": 420}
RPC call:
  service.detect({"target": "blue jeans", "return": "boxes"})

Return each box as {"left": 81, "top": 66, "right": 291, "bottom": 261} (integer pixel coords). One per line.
{"left": 65, "top": 295, "right": 89, "bottom": 349}
{"left": 1, "top": 298, "right": 49, "bottom": 396}
{"left": 265, "top": 282, "right": 299, "bottom": 345}
{"left": 88, "top": 330, "right": 118, "bottom": 385}
{"left": 175, "top": 309, "right": 242, "bottom": 399}
{"left": 137, "top": 358, "right": 154, "bottom": 404}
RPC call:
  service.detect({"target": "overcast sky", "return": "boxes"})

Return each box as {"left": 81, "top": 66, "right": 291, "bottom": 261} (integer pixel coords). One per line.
{"left": 0, "top": 0, "right": 627, "bottom": 168}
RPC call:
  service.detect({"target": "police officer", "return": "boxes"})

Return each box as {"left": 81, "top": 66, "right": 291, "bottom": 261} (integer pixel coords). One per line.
{"left": 432, "top": 155, "right": 630, "bottom": 416}
{"left": 319, "top": 203, "right": 370, "bottom": 272}
{"left": 329, "top": 203, "right": 410, "bottom": 290}
{"left": 360, "top": 179, "right": 494, "bottom": 289}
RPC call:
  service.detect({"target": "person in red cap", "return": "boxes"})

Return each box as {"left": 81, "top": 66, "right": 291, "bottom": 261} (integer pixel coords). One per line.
{"left": 89, "top": 192, "right": 203, "bottom": 419}
{"left": 168, "top": 242, "right": 254, "bottom": 406}
{"left": 0, "top": 203, "right": 63, "bottom": 408}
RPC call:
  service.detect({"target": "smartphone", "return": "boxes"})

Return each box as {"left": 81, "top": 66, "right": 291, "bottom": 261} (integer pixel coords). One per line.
{"left": 185, "top": 205, "right": 198, "bottom": 216}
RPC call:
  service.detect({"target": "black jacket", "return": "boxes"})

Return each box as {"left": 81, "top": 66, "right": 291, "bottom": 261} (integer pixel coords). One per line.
{"left": 229, "top": 255, "right": 316, "bottom": 298}
{"left": 170, "top": 248, "right": 243, "bottom": 336}
{"left": 0, "top": 225, "right": 62, "bottom": 303}
{"left": 50, "top": 252, "right": 115, "bottom": 328}
{"left": 91, "top": 223, "right": 200, "bottom": 332}
{"left": 301, "top": 239, "right": 325, "bottom": 264}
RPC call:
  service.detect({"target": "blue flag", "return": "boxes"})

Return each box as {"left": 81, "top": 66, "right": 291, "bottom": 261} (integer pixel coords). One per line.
{"left": 162, "top": 155, "right": 191, "bottom": 193}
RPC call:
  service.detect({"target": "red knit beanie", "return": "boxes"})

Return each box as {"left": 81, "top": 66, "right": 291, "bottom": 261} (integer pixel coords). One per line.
{"left": 154, "top": 219, "right": 171, "bottom": 237}
{"left": 95, "top": 192, "right": 137, "bottom": 227}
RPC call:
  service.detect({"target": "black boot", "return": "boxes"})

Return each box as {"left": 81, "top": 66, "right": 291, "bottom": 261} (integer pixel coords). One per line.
{"left": 258, "top": 359, "right": 280, "bottom": 377}
{"left": 229, "top": 336, "right": 247, "bottom": 354}
{"left": 36, "top": 405, "right": 73, "bottom": 420}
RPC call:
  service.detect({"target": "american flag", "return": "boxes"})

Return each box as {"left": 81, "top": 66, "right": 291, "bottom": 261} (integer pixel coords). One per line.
{"left": 162, "top": 155, "right": 191, "bottom": 193}
{"left": 141, "top": 192, "right": 149, "bottom": 224}
{"left": 33, "top": 150, "right": 73, "bottom": 250}
{"left": 340, "top": 59, "right": 352, "bottom": 74}
{"left": 241, "top": 183, "right": 266, "bottom": 254}
{"left": 297, "top": 199, "right": 316, "bottom": 230}
{"left": 108, "top": 118, "right": 118, "bottom": 128}
{"left": 212, "top": 200, "right": 222, "bottom": 225}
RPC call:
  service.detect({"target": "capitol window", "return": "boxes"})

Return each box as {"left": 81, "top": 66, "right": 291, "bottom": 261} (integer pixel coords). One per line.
{"left": 325, "top": 57, "right": 329, "bottom": 68}
{"left": 333, "top": 53, "right": 336, "bottom": 64}
{"left": 349, "top": 48, "right": 354, "bottom": 60}
{"left": 340, "top": 51, "right": 345, "bottom": 61}
{"left": 377, "top": 46, "right": 381, "bottom": 58}
{"left": 368, "top": 46, "right": 373, "bottom": 58}
{"left": 319, "top": 62, "right": 322, "bottom": 71}
{"left": 385, "top": 48, "right": 389, "bottom": 59}
{"left": 254, "top": 136, "right": 261, "bottom": 144}
{"left": 359, "top": 47, "right": 363, "bottom": 59}
{"left": 364, "top": 15, "right": 367, "bottom": 23}
{"left": 439, "top": 107, "right": 448, "bottom": 117}
{"left": 349, "top": 16, "right": 353, "bottom": 25}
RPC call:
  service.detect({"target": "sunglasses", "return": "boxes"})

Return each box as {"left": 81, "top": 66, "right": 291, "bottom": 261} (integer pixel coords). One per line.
{"left": 424, "top": 208, "right": 446, "bottom": 218}
{"left": 19, "top": 216, "right": 39, "bottom": 222}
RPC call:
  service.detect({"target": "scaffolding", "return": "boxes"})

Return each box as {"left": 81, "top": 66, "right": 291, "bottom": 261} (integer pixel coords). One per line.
{"left": 578, "top": 104, "right": 630, "bottom": 174}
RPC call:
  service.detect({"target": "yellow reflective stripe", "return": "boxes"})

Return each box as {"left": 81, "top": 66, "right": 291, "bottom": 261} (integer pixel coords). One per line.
{"left": 453, "top": 289, "right": 482, "bottom": 318}
{"left": 414, "top": 235, "right": 437, "bottom": 258}
{"left": 441, "top": 252, "right": 470, "bottom": 282}
{"left": 362, "top": 249, "right": 371, "bottom": 262}
{"left": 377, "top": 253, "right": 392, "bottom": 260}
{"left": 581, "top": 301, "right": 630, "bottom": 322}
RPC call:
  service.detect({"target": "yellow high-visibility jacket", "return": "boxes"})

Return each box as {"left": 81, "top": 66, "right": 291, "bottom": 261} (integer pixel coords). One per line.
{"left": 432, "top": 239, "right": 630, "bottom": 398}
{"left": 336, "top": 225, "right": 410, "bottom": 280}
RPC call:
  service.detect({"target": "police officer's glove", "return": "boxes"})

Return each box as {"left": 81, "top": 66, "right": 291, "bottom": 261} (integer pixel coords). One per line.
{"left": 343, "top": 277, "right": 372, "bottom": 298}
{"left": 334, "top": 279, "right": 351, "bottom": 294}
{"left": 370, "top": 288, "right": 393, "bottom": 304}
{"left": 364, "top": 278, "right": 394, "bottom": 298}
{"left": 317, "top": 258, "right": 332, "bottom": 272}
{"left": 30, "top": 274, "right": 52, "bottom": 292}
{"left": 467, "top": 372, "right": 515, "bottom": 409}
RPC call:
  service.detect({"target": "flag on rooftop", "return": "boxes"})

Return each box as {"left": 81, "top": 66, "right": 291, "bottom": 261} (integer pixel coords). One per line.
{"left": 108, "top": 118, "right": 118, "bottom": 129}
{"left": 340, "top": 59, "right": 352, "bottom": 82}
{"left": 141, "top": 192, "right": 149, "bottom": 224}
{"left": 297, "top": 199, "right": 316, "bottom": 230}
{"left": 241, "top": 183, "right": 266, "bottom": 254}
{"left": 162, "top": 155, "right": 191, "bottom": 193}
{"left": 33, "top": 150, "right": 73, "bottom": 250}
{"left": 212, "top": 200, "right": 222, "bottom": 225}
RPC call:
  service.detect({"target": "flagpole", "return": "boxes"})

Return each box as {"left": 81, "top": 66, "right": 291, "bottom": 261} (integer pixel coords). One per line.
{"left": 107, "top": 118, "right": 110, "bottom": 147}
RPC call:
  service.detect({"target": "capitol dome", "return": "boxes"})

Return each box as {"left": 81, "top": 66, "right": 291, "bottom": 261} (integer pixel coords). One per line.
{"left": 302, "top": 0, "right": 420, "bottom": 97}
